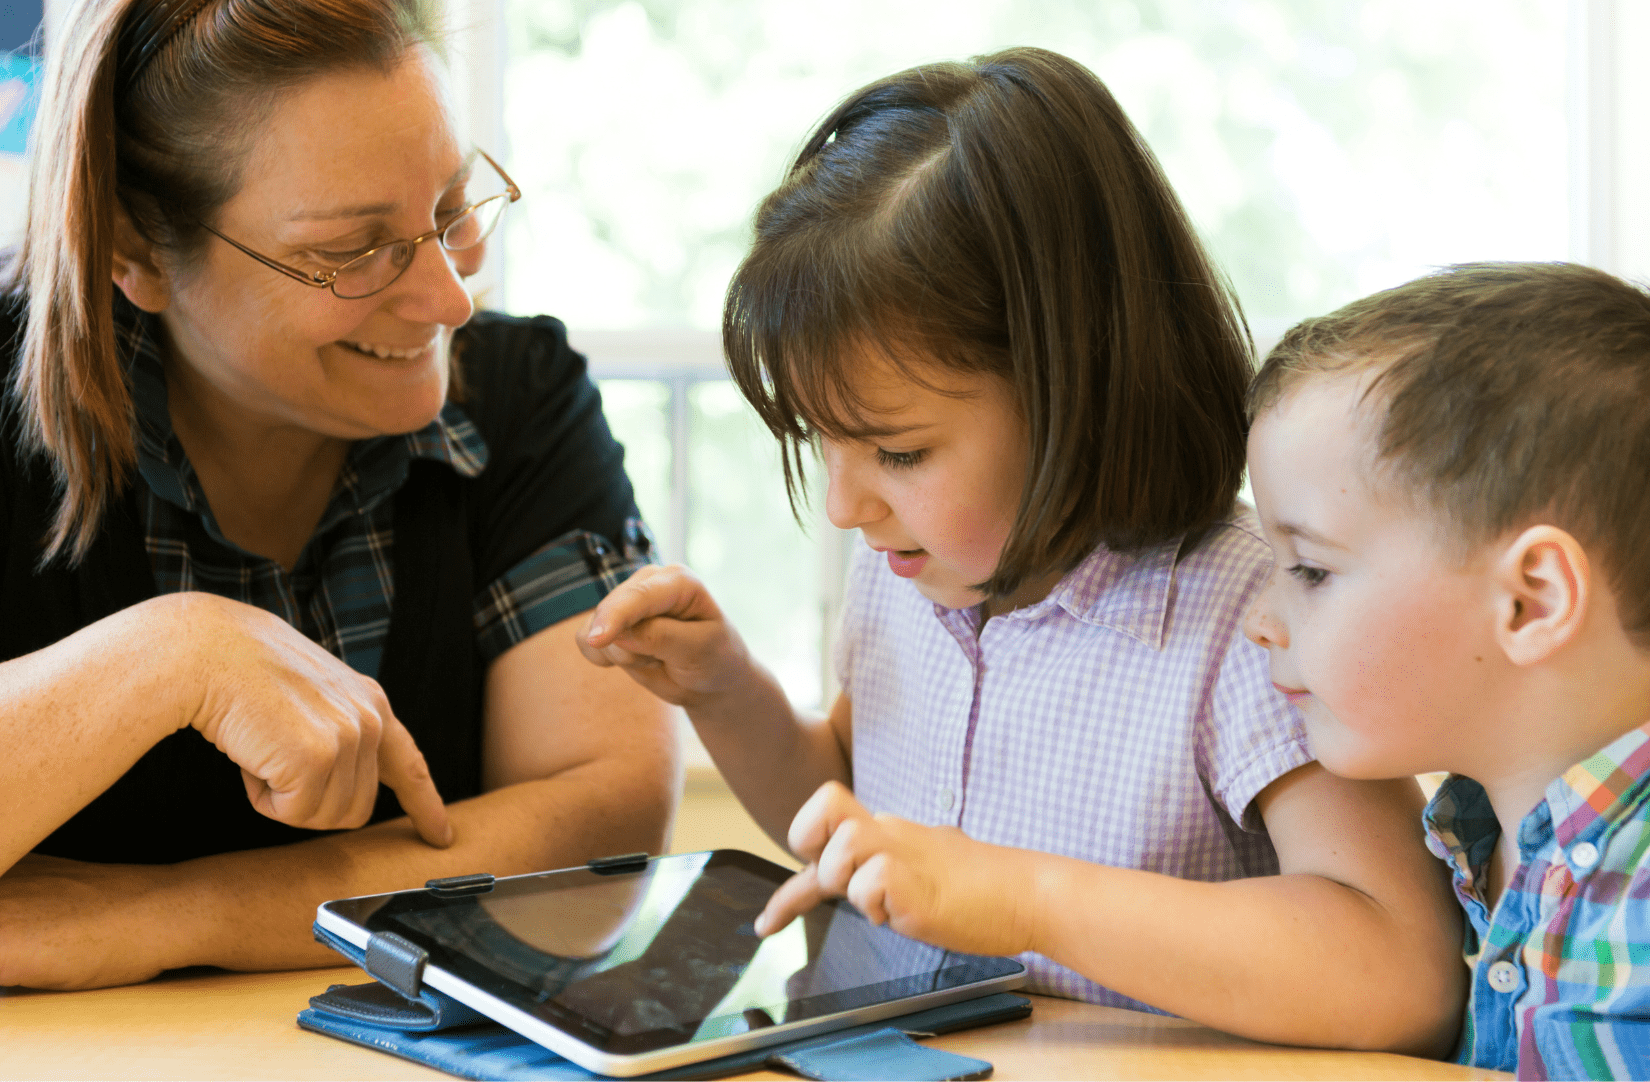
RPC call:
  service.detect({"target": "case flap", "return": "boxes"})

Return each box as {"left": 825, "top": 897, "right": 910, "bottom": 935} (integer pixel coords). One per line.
{"left": 297, "top": 992, "right": 1029, "bottom": 1080}
{"left": 770, "top": 1028, "right": 992, "bottom": 1081}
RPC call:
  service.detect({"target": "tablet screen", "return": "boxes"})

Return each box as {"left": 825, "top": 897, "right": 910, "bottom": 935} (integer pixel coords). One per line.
{"left": 323, "top": 850, "right": 1022, "bottom": 1056}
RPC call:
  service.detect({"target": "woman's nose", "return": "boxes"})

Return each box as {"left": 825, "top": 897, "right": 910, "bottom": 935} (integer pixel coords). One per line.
{"left": 1243, "top": 571, "right": 1290, "bottom": 650}
{"left": 385, "top": 234, "right": 475, "bottom": 328}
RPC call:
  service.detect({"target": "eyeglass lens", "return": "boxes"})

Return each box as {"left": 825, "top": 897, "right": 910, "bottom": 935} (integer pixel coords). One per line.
{"left": 331, "top": 194, "right": 510, "bottom": 300}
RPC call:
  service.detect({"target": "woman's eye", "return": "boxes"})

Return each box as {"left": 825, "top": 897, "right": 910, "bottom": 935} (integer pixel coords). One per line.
{"left": 313, "top": 245, "right": 374, "bottom": 265}
{"left": 876, "top": 447, "right": 927, "bottom": 469}
{"left": 1287, "top": 564, "right": 1329, "bottom": 588}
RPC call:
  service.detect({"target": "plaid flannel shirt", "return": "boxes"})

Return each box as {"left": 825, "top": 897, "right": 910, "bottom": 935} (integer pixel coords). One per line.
{"left": 128, "top": 325, "right": 651, "bottom": 679}
{"left": 1426, "top": 722, "right": 1650, "bottom": 1079}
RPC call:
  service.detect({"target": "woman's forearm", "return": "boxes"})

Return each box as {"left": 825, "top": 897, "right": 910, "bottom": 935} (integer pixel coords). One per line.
{"left": 0, "top": 598, "right": 194, "bottom": 872}
{"left": 165, "top": 755, "right": 676, "bottom": 973}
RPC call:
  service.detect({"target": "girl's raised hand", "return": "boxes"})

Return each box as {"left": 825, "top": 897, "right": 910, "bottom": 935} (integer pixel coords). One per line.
{"left": 578, "top": 564, "right": 750, "bottom": 707}
{"left": 173, "top": 594, "right": 452, "bottom": 848}
{"left": 754, "top": 781, "right": 1037, "bottom": 958}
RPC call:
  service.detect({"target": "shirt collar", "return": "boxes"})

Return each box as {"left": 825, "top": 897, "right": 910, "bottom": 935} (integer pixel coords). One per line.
{"left": 1423, "top": 719, "right": 1650, "bottom": 886}
{"left": 1543, "top": 719, "right": 1650, "bottom": 850}
{"left": 1046, "top": 539, "right": 1178, "bottom": 649}
{"left": 124, "top": 306, "right": 487, "bottom": 540}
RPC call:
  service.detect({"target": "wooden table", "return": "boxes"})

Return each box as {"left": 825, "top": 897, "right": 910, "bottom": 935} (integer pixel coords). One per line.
{"left": 2, "top": 965, "right": 1506, "bottom": 1080}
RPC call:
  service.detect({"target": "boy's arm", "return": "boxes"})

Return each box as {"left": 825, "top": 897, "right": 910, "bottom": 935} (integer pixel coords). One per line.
{"left": 581, "top": 564, "right": 852, "bottom": 848}
{"left": 763, "top": 766, "right": 1464, "bottom": 1057}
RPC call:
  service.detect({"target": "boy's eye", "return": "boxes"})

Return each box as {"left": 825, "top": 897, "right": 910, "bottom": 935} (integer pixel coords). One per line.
{"left": 1287, "top": 564, "right": 1329, "bottom": 588}
{"left": 876, "top": 447, "right": 927, "bottom": 469}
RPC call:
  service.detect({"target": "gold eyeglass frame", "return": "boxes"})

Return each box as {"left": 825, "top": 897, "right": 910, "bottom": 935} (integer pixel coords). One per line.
{"left": 196, "top": 149, "right": 521, "bottom": 300}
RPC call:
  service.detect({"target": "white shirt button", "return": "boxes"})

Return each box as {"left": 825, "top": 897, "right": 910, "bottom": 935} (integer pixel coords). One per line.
{"left": 1487, "top": 960, "right": 1520, "bottom": 994}
{"left": 937, "top": 787, "right": 955, "bottom": 812}
{"left": 1571, "top": 841, "right": 1600, "bottom": 870}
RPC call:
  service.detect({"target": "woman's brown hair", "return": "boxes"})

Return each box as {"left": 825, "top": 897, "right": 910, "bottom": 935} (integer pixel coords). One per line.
{"left": 724, "top": 46, "right": 1252, "bottom": 599}
{"left": 2, "top": 0, "right": 441, "bottom": 564}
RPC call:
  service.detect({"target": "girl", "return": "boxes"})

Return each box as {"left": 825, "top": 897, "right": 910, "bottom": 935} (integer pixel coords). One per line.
{"left": 583, "top": 47, "right": 1460, "bottom": 1053}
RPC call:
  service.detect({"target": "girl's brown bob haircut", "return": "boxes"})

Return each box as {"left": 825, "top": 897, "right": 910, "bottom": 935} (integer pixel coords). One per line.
{"left": 724, "top": 46, "right": 1252, "bottom": 599}
{"left": 3, "top": 0, "right": 441, "bottom": 565}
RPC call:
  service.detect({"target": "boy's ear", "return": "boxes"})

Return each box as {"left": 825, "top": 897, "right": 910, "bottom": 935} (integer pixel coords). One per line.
{"left": 1492, "top": 525, "right": 1589, "bottom": 667}
{"left": 111, "top": 208, "right": 171, "bottom": 314}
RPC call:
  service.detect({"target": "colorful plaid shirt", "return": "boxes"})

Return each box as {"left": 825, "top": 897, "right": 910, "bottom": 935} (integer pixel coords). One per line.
{"left": 128, "top": 324, "right": 651, "bottom": 679}
{"left": 1425, "top": 722, "right": 1650, "bottom": 1079}
{"left": 838, "top": 508, "right": 1313, "bottom": 1009}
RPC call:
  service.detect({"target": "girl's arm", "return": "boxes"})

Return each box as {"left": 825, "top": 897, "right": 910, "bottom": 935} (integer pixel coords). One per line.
{"left": 761, "top": 766, "right": 1464, "bottom": 1057}
{"left": 581, "top": 563, "right": 853, "bottom": 847}
{"left": 0, "top": 592, "right": 449, "bottom": 876}
{"left": 0, "top": 610, "right": 677, "bottom": 990}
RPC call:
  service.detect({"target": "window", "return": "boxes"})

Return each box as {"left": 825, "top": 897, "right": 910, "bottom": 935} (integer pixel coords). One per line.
{"left": 494, "top": 0, "right": 1577, "bottom": 721}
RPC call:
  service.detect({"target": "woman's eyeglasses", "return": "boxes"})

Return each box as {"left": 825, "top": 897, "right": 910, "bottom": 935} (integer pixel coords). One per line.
{"left": 196, "top": 149, "right": 521, "bottom": 300}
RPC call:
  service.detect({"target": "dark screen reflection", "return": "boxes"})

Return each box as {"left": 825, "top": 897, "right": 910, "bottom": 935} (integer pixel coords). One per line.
{"left": 363, "top": 854, "right": 968, "bottom": 1043}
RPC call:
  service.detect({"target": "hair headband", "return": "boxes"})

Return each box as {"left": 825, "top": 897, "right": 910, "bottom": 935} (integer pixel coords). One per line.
{"left": 117, "top": 0, "right": 214, "bottom": 92}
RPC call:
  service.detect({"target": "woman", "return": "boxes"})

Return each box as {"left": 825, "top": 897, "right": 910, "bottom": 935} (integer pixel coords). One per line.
{"left": 0, "top": 0, "right": 676, "bottom": 989}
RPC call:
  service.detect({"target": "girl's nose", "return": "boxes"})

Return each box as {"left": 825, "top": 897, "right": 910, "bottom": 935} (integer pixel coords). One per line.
{"left": 1243, "top": 570, "right": 1290, "bottom": 650}
{"left": 822, "top": 443, "right": 885, "bottom": 531}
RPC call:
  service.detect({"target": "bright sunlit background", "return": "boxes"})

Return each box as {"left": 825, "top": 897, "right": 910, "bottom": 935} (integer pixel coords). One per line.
{"left": 496, "top": 0, "right": 1574, "bottom": 713}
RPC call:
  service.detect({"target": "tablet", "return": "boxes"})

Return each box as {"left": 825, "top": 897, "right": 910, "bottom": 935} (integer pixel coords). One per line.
{"left": 315, "top": 850, "right": 1025, "bottom": 1076}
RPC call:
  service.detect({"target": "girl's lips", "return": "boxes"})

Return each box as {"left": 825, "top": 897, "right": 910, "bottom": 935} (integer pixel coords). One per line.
{"left": 886, "top": 549, "right": 930, "bottom": 578}
{"left": 1272, "top": 682, "right": 1311, "bottom": 703}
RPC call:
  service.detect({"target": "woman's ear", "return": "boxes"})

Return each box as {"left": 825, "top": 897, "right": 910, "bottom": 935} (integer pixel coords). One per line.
{"left": 111, "top": 208, "right": 171, "bottom": 313}
{"left": 1492, "top": 525, "right": 1589, "bottom": 667}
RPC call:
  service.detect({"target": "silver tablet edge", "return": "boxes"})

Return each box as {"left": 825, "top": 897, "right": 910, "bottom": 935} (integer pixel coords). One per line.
{"left": 312, "top": 903, "right": 1027, "bottom": 1078}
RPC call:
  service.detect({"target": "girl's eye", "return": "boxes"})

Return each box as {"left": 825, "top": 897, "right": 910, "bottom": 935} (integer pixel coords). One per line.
{"left": 1287, "top": 564, "right": 1329, "bottom": 588}
{"left": 876, "top": 447, "right": 927, "bottom": 469}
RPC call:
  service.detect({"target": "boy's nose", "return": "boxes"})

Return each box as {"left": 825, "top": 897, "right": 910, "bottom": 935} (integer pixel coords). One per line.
{"left": 1243, "top": 571, "right": 1289, "bottom": 650}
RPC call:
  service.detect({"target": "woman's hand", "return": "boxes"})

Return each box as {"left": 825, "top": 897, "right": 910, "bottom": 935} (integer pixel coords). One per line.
{"left": 170, "top": 594, "right": 452, "bottom": 847}
{"left": 578, "top": 564, "right": 752, "bottom": 707}
{"left": 755, "top": 781, "right": 1037, "bottom": 959}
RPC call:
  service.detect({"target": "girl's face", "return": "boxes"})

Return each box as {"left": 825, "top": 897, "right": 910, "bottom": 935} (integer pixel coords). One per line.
{"left": 143, "top": 48, "right": 480, "bottom": 441}
{"left": 820, "top": 349, "right": 1029, "bottom": 611}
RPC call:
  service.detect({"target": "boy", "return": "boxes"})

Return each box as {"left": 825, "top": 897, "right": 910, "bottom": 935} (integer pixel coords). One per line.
{"left": 1242, "top": 261, "right": 1650, "bottom": 1079}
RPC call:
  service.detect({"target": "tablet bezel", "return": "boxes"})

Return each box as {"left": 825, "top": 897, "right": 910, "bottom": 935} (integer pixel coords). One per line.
{"left": 314, "top": 849, "right": 1025, "bottom": 1077}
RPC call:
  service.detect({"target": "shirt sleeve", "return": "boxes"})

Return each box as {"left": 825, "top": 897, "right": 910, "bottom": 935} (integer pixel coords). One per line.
{"left": 474, "top": 519, "right": 655, "bottom": 663}
{"left": 455, "top": 312, "right": 658, "bottom": 663}
{"left": 1201, "top": 626, "right": 1314, "bottom": 830}
{"left": 1183, "top": 516, "right": 1317, "bottom": 833}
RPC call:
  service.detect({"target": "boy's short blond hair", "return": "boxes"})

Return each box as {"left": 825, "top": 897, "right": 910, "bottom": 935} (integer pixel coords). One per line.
{"left": 1249, "top": 262, "right": 1650, "bottom": 647}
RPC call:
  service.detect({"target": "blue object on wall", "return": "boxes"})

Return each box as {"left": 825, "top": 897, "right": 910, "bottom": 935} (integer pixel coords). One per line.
{"left": 1, "top": 49, "right": 39, "bottom": 156}
{"left": 2, "top": 0, "right": 44, "bottom": 53}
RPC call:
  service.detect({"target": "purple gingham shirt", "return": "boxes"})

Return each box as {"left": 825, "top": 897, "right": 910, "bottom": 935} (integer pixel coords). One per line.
{"left": 838, "top": 508, "right": 1312, "bottom": 1009}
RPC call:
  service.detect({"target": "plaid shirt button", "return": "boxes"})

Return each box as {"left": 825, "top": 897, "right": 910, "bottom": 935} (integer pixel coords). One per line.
{"left": 1487, "top": 960, "right": 1519, "bottom": 993}
{"left": 1570, "top": 840, "right": 1600, "bottom": 869}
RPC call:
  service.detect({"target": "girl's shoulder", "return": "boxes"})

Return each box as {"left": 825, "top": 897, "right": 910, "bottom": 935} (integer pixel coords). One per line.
{"left": 1172, "top": 503, "right": 1273, "bottom": 584}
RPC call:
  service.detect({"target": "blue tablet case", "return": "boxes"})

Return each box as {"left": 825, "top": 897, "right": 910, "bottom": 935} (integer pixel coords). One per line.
{"left": 299, "top": 921, "right": 1029, "bottom": 1081}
